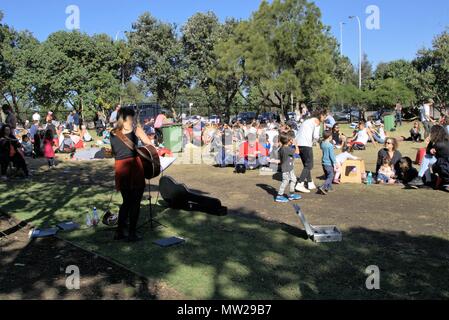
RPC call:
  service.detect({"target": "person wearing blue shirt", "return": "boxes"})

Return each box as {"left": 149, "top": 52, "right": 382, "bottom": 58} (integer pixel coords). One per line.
{"left": 318, "top": 131, "right": 337, "bottom": 195}
{"left": 324, "top": 113, "right": 336, "bottom": 131}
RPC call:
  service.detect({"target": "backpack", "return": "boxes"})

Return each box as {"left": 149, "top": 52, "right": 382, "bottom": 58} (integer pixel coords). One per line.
{"left": 235, "top": 164, "right": 246, "bottom": 174}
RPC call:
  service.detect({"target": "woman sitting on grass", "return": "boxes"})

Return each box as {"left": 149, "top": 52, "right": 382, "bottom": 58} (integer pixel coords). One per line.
{"left": 400, "top": 121, "right": 423, "bottom": 142}
{"left": 331, "top": 124, "right": 346, "bottom": 149}
{"left": 409, "top": 125, "right": 449, "bottom": 189}
{"left": 375, "top": 137, "right": 402, "bottom": 175}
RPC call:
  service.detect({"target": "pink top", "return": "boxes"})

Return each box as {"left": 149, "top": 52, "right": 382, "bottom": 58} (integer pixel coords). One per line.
{"left": 43, "top": 138, "right": 55, "bottom": 158}
{"left": 154, "top": 114, "right": 166, "bottom": 129}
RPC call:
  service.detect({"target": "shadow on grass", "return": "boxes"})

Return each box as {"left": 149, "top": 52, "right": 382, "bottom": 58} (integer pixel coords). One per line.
{"left": 1, "top": 160, "right": 449, "bottom": 299}
{"left": 58, "top": 207, "right": 449, "bottom": 299}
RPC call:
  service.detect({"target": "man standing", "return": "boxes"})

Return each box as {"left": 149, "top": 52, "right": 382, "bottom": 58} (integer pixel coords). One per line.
{"left": 67, "top": 112, "right": 74, "bottom": 131}
{"left": 295, "top": 109, "right": 327, "bottom": 193}
{"left": 2, "top": 104, "right": 17, "bottom": 131}
{"left": 109, "top": 104, "right": 121, "bottom": 127}
{"left": 395, "top": 102, "right": 403, "bottom": 127}
{"left": 72, "top": 110, "right": 80, "bottom": 132}
{"left": 420, "top": 99, "right": 436, "bottom": 138}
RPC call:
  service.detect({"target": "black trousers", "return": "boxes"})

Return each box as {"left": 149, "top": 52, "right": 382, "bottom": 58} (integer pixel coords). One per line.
{"left": 1, "top": 160, "right": 8, "bottom": 176}
{"left": 118, "top": 188, "right": 144, "bottom": 235}
{"left": 298, "top": 146, "right": 313, "bottom": 183}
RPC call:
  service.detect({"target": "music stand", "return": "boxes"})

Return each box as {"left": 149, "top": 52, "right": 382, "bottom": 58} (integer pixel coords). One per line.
{"left": 138, "top": 178, "right": 165, "bottom": 231}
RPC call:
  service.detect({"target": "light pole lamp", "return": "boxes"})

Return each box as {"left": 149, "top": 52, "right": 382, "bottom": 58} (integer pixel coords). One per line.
{"left": 349, "top": 16, "right": 362, "bottom": 90}
{"left": 339, "top": 22, "right": 346, "bottom": 56}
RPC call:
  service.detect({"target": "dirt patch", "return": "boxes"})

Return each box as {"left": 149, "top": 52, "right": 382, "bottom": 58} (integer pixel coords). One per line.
{"left": 0, "top": 214, "right": 184, "bottom": 300}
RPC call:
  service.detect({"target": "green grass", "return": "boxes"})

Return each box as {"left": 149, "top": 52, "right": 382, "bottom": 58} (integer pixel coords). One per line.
{"left": 1, "top": 122, "right": 449, "bottom": 299}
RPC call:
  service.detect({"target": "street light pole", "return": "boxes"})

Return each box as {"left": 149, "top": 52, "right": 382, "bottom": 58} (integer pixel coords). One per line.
{"left": 339, "top": 22, "right": 346, "bottom": 56}
{"left": 115, "top": 31, "right": 126, "bottom": 105}
{"left": 349, "top": 16, "right": 362, "bottom": 90}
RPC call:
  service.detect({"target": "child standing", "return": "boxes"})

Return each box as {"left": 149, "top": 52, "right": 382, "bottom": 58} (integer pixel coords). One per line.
{"left": 276, "top": 134, "right": 302, "bottom": 203}
{"left": 43, "top": 129, "right": 56, "bottom": 169}
{"left": 318, "top": 131, "right": 337, "bottom": 195}
{"left": 377, "top": 157, "right": 396, "bottom": 184}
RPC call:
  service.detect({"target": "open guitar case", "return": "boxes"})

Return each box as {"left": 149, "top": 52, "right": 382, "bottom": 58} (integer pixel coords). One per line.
{"left": 159, "top": 176, "right": 228, "bottom": 216}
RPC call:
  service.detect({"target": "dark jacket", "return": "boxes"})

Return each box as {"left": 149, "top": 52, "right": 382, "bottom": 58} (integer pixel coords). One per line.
{"left": 376, "top": 149, "right": 402, "bottom": 174}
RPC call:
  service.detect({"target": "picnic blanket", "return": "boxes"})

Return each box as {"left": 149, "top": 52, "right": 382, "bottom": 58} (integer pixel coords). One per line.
{"left": 73, "top": 148, "right": 105, "bottom": 161}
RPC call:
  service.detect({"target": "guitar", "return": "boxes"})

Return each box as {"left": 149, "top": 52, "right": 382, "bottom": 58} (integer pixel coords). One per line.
{"left": 116, "top": 132, "right": 161, "bottom": 180}
{"left": 159, "top": 176, "right": 227, "bottom": 216}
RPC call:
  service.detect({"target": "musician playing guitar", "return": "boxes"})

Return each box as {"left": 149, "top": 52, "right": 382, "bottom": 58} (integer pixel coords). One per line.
{"left": 110, "top": 107, "right": 153, "bottom": 242}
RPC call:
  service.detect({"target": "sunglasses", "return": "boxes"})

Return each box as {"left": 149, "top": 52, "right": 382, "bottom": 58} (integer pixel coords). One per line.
{"left": 386, "top": 141, "right": 393, "bottom": 145}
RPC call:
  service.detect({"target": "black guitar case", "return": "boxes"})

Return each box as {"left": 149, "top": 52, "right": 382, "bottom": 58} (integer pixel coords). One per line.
{"left": 159, "top": 176, "right": 227, "bottom": 216}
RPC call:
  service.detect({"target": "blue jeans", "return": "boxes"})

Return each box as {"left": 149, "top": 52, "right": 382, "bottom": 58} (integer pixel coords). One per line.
{"left": 321, "top": 165, "right": 335, "bottom": 191}
{"left": 373, "top": 133, "right": 385, "bottom": 144}
{"left": 419, "top": 155, "right": 437, "bottom": 182}
{"left": 377, "top": 173, "right": 390, "bottom": 183}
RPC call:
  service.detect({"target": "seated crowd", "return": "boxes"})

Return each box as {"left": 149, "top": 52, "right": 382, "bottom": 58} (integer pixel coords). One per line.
{"left": 184, "top": 108, "right": 449, "bottom": 193}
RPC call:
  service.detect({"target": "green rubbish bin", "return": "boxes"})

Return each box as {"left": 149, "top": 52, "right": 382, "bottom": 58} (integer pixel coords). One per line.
{"left": 161, "top": 124, "right": 183, "bottom": 153}
{"left": 383, "top": 114, "right": 396, "bottom": 132}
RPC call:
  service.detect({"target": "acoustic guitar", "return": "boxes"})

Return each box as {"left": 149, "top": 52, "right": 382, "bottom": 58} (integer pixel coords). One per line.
{"left": 116, "top": 132, "right": 161, "bottom": 180}
{"left": 159, "top": 176, "right": 227, "bottom": 216}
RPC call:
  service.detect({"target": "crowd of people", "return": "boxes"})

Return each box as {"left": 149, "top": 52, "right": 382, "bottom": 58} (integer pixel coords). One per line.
{"left": 1, "top": 101, "right": 449, "bottom": 197}
{"left": 0, "top": 104, "right": 93, "bottom": 180}
{"left": 185, "top": 105, "right": 449, "bottom": 200}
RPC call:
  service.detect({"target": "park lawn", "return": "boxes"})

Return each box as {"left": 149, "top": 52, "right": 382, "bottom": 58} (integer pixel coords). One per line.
{"left": 1, "top": 122, "right": 449, "bottom": 299}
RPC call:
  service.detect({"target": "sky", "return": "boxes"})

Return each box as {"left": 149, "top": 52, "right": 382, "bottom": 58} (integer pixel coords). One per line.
{"left": 1, "top": 0, "right": 449, "bottom": 68}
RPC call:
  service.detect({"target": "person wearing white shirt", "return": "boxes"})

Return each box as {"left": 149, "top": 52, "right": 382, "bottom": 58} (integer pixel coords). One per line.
{"left": 32, "top": 112, "right": 41, "bottom": 122}
{"left": 420, "top": 99, "right": 436, "bottom": 138}
{"left": 295, "top": 110, "right": 327, "bottom": 193}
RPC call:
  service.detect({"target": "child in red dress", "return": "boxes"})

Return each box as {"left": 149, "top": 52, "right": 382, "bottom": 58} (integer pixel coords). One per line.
{"left": 43, "top": 129, "right": 56, "bottom": 168}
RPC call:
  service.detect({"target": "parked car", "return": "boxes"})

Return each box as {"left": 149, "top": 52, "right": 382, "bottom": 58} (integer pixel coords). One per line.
{"left": 333, "top": 111, "right": 350, "bottom": 122}
{"left": 234, "top": 112, "right": 257, "bottom": 124}
{"left": 208, "top": 115, "right": 221, "bottom": 124}
{"left": 258, "top": 112, "right": 278, "bottom": 123}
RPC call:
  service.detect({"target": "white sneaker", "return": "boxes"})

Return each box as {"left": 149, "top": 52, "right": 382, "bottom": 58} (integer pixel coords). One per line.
{"left": 295, "top": 182, "right": 311, "bottom": 193}
{"left": 307, "top": 181, "right": 317, "bottom": 190}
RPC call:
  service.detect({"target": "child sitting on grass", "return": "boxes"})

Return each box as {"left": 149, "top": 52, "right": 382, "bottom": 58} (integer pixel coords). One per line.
{"left": 21, "top": 134, "right": 33, "bottom": 157}
{"left": 333, "top": 146, "right": 360, "bottom": 184}
{"left": 275, "top": 134, "right": 302, "bottom": 203}
{"left": 377, "top": 157, "right": 396, "bottom": 184}
{"left": 317, "top": 131, "right": 337, "bottom": 195}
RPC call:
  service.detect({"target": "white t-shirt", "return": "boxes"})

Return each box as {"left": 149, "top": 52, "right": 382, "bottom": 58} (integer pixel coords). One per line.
{"left": 266, "top": 129, "right": 278, "bottom": 145}
{"left": 420, "top": 104, "right": 430, "bottom": 122}
{"left": 296, "top": 118, "right": 320, "bottom": 147}
{"left": 32, "top": 113, "right": 41, "bottom": 122}
{"left": 355, "top": 128, "right": 369, "bottom": 145}
{"left": 336, "top": 152, "right": 358, "bottom": 165}
{"left": 378, "top": 127, "right": 386, "bottom": 140}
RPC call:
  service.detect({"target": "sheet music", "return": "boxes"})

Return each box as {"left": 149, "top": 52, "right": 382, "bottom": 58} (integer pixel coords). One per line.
{"left": 160, "top": 157, "right": 177, "bottom": 172}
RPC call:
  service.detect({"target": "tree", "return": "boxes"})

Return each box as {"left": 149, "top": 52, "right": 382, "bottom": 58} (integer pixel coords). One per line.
{"left": 225, "top": 0, "right": 337, "bottom": 114}
{"left": 361, "top": 53, "right": 373, "bottom": 89}
{"left": 181, "top": 12, "right": 241, "bottom": 118}
{"left": 413, "top": 31, "right": 449, "bottom": 111}
{"left": 370, "top": 78, "right": 416, "bottom": 108}
{"left": 1, "top": 26, "right": 40, "bottom": 122}
{"left": 129, "top": 13, "right": 189, "bottom": 112}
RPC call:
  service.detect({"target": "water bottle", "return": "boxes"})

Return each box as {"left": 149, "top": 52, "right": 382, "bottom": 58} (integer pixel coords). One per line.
{"left": 86, "top": 212, "right": 92, "bottom": 227}
{"left": 92, "top": 207, "right": 99, "bottom": 226}
{"left": 367, "top": 172, "right": 373, "bottom": 185}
